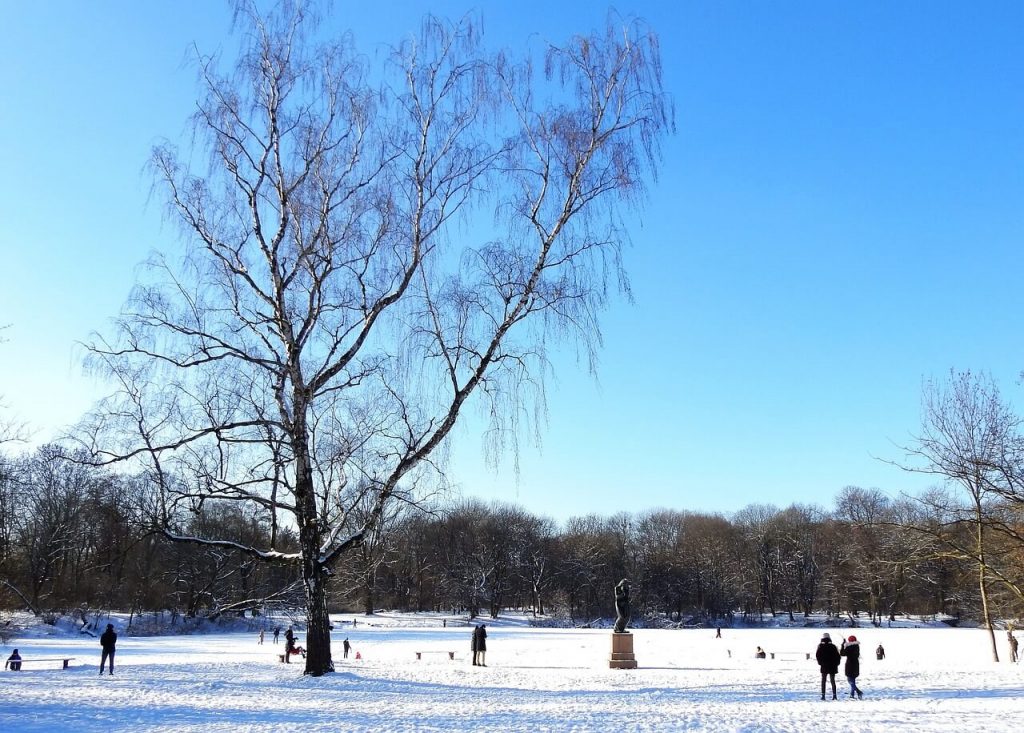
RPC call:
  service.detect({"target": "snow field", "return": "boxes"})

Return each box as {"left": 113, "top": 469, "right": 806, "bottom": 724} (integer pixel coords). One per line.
{"left": 1, "top": 621, "right": 1021, "bottom": 732}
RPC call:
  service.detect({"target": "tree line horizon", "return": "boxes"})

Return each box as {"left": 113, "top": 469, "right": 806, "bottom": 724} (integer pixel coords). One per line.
{"left": 1, "top": 420, "right": 1022, "bottom": 652}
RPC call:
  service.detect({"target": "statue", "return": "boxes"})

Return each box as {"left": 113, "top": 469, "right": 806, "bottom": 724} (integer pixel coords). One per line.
{"left": 613, "top": 578, "right": 631, "bottom": 633}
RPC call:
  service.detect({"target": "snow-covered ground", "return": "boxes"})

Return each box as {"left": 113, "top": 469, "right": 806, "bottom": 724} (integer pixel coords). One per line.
{"left": 1, "top": 614, "right": 1021, "bottom": 732}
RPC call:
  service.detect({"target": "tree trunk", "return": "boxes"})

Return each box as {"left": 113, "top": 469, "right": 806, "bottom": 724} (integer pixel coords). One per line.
{"left": 294, "top": 425, "right": 334, "bottom": 676}
{"left": 303, "top": 571, "right": 334, "bottom": 676}
{"left": 976, "top": 508, "right": 999, "bottom": 662}
{"left": 362, "top": 570, "right": 375, "bottom": 615}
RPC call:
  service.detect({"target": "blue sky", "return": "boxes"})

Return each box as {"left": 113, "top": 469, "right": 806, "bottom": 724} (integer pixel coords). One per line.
{"left": 3, "top": 1, "right": 1023, "bottom": 520}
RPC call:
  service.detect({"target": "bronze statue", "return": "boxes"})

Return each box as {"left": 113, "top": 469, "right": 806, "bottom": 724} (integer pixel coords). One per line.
{"left": 613, "top": 579, "right": 631, "bottom": 633}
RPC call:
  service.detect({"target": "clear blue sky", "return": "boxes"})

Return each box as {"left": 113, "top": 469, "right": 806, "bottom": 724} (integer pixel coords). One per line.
{"left": 3, "top": 1, "right": 1023, "bottom": 520}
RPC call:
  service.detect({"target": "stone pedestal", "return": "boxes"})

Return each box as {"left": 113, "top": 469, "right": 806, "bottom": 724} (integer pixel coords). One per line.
{"left": 609, "top": 631, "right": 638, "bottom": 669}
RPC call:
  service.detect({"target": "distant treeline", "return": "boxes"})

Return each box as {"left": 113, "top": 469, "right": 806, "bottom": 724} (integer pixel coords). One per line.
{"left": 2, "top": 443, "right": 1021, "bottom": 626}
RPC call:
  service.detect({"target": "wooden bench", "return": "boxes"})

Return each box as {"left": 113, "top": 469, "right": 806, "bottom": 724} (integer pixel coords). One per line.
{"left": 415, "top": 651, "right": 455, "bottom": 660}
{"left": 6, "top": 657, "right": 76, "bottom": 670}
{"left": 770, "top": 651, "right": 810, "bottom": 661}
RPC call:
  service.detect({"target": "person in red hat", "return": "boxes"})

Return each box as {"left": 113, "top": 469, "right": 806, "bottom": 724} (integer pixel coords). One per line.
{"left": 840, "top": 635, "right": 863, "bottom": 699}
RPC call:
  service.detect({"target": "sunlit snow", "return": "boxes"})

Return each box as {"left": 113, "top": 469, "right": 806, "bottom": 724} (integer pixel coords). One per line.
{"left": 1, "top": 613, "right": 1021, "bottom": 732}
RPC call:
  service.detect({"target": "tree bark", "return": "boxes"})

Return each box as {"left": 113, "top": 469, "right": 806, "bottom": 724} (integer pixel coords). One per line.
{"left": 976, "top": 503, "right": 999, "bottom": 663}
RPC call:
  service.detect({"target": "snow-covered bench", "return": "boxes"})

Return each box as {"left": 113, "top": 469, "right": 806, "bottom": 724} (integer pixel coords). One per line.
{"left": 6, "top": 657, "right": 76, "bottom": 670}
{"left": 769, "top": 651, "right": 810, "bottom": 661}
{"left": 415, "top": 651, "right": 455, "bottom": 660}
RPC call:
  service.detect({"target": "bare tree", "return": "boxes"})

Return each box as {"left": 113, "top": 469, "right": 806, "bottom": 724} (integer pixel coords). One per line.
{"left": 77, "top": 2, "right": 671, "bottom": 674}
{"left": 0, "top": 326, "right": 27, "bottom": 446}
{"left": 897, "top": 370, "right": 1023, "bottom": 661}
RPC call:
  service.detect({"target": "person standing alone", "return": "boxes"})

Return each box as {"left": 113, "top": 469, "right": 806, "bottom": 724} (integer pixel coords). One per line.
{"left": 100, "top": 623, "right": 117, "bottom": 675}
{"left": 816, "top": 633, "right": 840, "bottom": 700}
{"left": 343, "top": 637, "right": 351, "bottom": 659}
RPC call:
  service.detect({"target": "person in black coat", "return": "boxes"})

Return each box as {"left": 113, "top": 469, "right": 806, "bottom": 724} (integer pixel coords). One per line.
{"left": 284, "top": 626, "right": 296, "bottom": 663}
{"left": 841, "top": 635, "right": 863, "bottom": 699}
{"left": 471, "top": 624, "right": 488, "bottom": 666}
{"left": 100, "top": 623, "right": 117, "bottom": 675}
{"left": 815, "top": 633, "right": 840, "bottom": 700}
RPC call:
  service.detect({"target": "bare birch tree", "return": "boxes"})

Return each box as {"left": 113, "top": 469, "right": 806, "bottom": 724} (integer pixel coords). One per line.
{"left": 897, "top": 370, "right": 1023, "bottom": 661}
{"left": 77, "top": 1, "right": 672, "bottom": 674}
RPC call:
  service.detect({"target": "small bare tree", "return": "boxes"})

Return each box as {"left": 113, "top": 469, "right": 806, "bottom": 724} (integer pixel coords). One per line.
{"left": 897, "top": 370, "right": 1024, "bottom": 661}
{"left": 78, "top": 2, "right": 672, "bottom": 674}
{"left": 0, "top": 325, "right": 27, "bottom": 446}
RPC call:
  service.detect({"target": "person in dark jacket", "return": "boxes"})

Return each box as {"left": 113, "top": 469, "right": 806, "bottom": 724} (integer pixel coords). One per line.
{"left": 477, "top": 624, "right": 487, "bottom": 666}
{"left": 343, "top": 638, "right": 351, "bottom": 659}
{"left": 100, "top": 623, "right": 117, "bottom": 675}
{"left": 875, "top": 643, "right": 885, "bottom": 660}
{"left": 284, "top": 626, "right": 296, "bottom": 663}
{"left": 471, "top": 624, "right": 488, "bottom": 666}
{"left": 815, "top": 633, "right": 840, "bottom": 700}
{"left": 841, "top": 635, "right": 863, "bottom": 698}
{"left": 5, "top": 649, "right": 22, "bottom": 671}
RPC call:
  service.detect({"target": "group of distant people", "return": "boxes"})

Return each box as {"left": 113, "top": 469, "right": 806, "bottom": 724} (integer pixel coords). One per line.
{"left": 7, "top": 618, "right": 1018, "bottom": 679}
{"left": 736, "top": 628, "right": 891, "bottom": 700}
{"left": 259, "top": 624, "right": 358, "bottom": 663}
{"left": 6, "top": 623, "right": 118, "bottom": 675}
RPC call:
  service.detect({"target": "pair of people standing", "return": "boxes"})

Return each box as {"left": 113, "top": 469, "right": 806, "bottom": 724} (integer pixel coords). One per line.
{"left": 816, "top": 633, "right": 862, "bottom": 700}
{"left": 471, "top": 624, "right": 487, "bottom": 666}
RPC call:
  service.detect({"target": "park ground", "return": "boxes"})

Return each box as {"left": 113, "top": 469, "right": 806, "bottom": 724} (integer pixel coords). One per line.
{"left": 1, "top": 613, "right": 1022, "bottom": 732}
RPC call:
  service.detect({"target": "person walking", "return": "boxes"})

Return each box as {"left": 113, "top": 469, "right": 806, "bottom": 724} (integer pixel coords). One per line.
{"left": 816, "top": 633, "right": 840, "bottom": 700}
{"left": 100, "top": 623, "right": 117, "bottom": 675}
{"left": 470, "top": 625, "right": 481, "bottom": 666}
{"left": 343, "top": 638, "right": 351, "bottom": 659}
{"left": 258, "top": 630, "right": 265, "bottom": 645}
{"left": 841, "top": 635, "right": 864, "bottom": 699}
{"left": 273, "top": 627, "right": 280, "bottom": 644}
{"left": 1008, "top": 631, "right": 1019, "bottom": 663}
